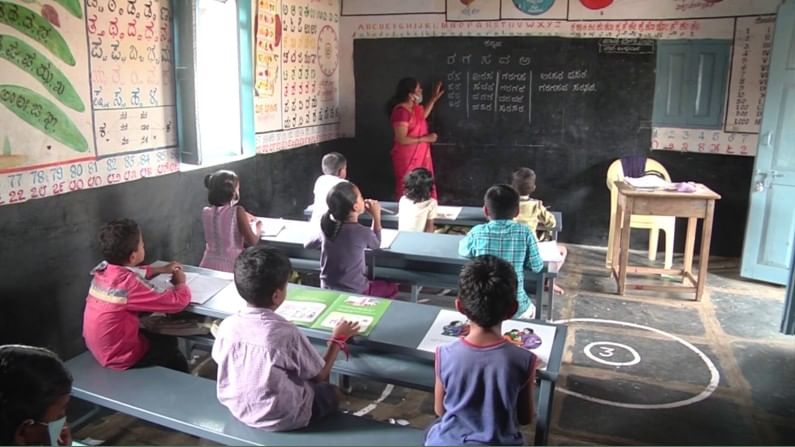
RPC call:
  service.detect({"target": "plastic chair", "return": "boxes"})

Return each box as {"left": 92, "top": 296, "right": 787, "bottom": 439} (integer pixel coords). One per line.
{"left": 606, "top": 158, "right": 675, "bottom": 270}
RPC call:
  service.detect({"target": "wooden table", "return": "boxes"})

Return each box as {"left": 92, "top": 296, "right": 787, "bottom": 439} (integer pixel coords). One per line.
{"left": 611, "top": 182, "right": 721, "bottom": 301}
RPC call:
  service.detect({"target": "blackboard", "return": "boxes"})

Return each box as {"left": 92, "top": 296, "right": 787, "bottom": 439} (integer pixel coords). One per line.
{"left": 354, "top": 37, "right": 656, "bottom": 149}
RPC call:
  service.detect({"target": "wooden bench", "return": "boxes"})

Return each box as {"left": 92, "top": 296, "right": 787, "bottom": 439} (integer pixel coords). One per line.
{"left": 65, "top": 352, "right": 424, "bottom": 446}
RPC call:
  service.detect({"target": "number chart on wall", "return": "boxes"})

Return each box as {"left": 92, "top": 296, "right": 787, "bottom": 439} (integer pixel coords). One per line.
{"left": 0, "top": 0, "right": 179, "bottom": 207}
{"left": 254, "top": 0, "right": 340, "bottom": 152}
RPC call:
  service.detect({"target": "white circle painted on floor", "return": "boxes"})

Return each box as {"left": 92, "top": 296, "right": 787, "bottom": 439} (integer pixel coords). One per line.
{"left": 584, "top": 341, "right": 641, "bottom": 367}
{"left": 552, "top": 318, "right": 720, "bottom": 410}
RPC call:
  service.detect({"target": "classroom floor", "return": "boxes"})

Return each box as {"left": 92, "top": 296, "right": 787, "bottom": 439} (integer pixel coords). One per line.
{"left": 70, "top": 245, "right": 795, "bottom": 445}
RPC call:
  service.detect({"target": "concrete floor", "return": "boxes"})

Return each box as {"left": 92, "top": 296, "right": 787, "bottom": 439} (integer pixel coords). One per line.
{"left": 70, "top": 245, "right": 795, "bottom": 445}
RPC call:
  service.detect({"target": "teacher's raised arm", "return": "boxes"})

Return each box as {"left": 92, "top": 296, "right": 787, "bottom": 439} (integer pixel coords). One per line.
{"left": 386, "top": 78, "right": 444, "bottom": 200}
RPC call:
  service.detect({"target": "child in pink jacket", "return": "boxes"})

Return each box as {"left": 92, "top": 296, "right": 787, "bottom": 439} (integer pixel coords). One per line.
{"left": 83, "top": 219, "right": 191, "bottom": 371}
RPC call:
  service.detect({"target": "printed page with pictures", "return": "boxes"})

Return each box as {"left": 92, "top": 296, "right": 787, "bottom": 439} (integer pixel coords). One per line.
{"left": 416, "top": 309, "right": 556, "bottom": 369}
{"left": 310, "top": 295, "right": 392, "bottom": 336}
{"left": 276, "top": 287, "right": 342, "bottom": 327}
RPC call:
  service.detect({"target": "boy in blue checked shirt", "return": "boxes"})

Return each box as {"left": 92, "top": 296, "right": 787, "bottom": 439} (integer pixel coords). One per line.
{"left": 458, "top": 184, "right": 544, "bottom": 319}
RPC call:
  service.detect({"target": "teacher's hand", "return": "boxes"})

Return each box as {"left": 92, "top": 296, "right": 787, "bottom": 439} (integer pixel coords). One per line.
{"left": 424, "top": 132, "right": 438, "bottom": 143}
{"left": 431, "top": 81, "right": 445, "bottom": 102}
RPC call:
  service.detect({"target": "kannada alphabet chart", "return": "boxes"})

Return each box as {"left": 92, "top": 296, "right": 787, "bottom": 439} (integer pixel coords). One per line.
{"left": 0, "top": 0, "right": 178, "bottom": 207}
{"left": 87, "top": 0, "right": 177, "bottom": 156}
{"left": 253, "top": 0, "right": 341, "bottom": 152}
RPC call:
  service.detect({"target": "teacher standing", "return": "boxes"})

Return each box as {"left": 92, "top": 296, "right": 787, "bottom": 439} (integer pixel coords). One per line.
{"left": 388, "top": 78, "right": 444, "bottom": 199}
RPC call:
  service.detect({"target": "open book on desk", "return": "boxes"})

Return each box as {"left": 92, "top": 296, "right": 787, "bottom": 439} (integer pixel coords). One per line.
{"left": 150, "top": 271, "right": 231, "bottom": 304}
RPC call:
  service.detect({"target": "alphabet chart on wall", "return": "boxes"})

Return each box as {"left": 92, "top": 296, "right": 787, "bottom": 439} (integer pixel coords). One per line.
{"left": 255, "top": 0, "right": 283, "bottom": 132}
{"left": 280, "top": 0, "right": 339, "bottom": 130}
{"left": 87, "top": 0, "right": 177, "bottom": 156}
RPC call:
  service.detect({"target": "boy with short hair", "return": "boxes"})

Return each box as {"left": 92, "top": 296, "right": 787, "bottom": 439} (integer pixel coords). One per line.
{"left": 458, "top": 184, "right": 543, "bottom": 319}
{"left": 511, "top": 167, "right": 556, "bottom": 237}
{"left": 212, "top": 246, "right": 359, "bottom": 431}
{"left": 425, "top": 255, "right": 536, "bottom": 445}
{"left": 83, "top": 219, "right": 190, "bottom": 371}
{"left": 310, "top": 152, "right": 348, "bottom": 227}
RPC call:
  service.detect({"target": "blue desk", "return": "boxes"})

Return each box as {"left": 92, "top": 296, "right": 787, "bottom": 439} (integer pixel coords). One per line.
{"left": 304, "top": 202, "right": 563, "bottom": 240}
{"left": 182, "top": 265, "right": 566, "bottom": 446}
{"left": 260, "top": 219, "right": 557, "bottom": 320}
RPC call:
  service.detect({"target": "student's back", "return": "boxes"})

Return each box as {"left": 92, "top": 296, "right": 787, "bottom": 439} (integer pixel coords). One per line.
{"left": 427, "top": 340, "right": 534, "bottom": 445}
{"left": 309, "top": 152, "right": 348, "bottom": 227}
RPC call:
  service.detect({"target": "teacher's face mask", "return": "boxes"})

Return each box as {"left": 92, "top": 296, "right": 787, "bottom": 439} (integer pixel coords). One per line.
{"left": 414, "top": 93, "right": 423, "bottom": 103}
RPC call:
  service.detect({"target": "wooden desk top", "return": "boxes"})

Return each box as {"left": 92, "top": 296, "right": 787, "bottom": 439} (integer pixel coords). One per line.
{"left": 615, "top": 181, "right": 721, "bottom": 200}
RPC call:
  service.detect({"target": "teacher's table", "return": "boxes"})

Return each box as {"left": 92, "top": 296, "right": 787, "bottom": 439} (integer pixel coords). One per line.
{"left": 303, "top": 203, "right": 563, "bottom": 240}
{"left": 183, "top": 266, "right": 567, "bottom": 446}
{"left": 611, "top": 181, "right": 721, "bottom": 301}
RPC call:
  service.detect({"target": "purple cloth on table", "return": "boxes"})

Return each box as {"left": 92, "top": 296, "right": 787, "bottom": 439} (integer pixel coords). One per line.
{"left": 621, "top": 155, "right": 647, "bottom": 178}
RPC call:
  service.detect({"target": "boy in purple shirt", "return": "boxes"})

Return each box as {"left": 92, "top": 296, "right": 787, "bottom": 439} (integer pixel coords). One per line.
{"left": 212, "top": 246, "right": 359, "bottom": 431}
{"left": 426, "top": 255, "right": 537, "bottom": 446}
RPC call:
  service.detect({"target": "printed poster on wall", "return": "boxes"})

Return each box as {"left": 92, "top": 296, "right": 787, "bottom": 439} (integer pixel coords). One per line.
{"left": 0, "top": 0, "right": 94, "bottom": 172}
{"left": 500, "top": 0, "right": 567, "bottom": 20}
{"left": 725, "top": 15, "right": 774, "bottom": 133}
{"left": 568, "top": 0, "right": 781, "bottom": 20}
{"left": 255, "top": 0, "right": 283, "bottom": 132}
{"left": 447, "top": 0, "right": 500, "bottom": 21}
{"left": 87, "top": 0, "right": 178, "bottom": 156}
{"left": 280, "top": 0, "right": 339, "bottom": 130}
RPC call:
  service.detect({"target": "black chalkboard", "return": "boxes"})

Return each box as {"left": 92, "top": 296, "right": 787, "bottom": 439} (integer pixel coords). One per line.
{"left": 354, "top": 37, "right": 656, "bottom": 148}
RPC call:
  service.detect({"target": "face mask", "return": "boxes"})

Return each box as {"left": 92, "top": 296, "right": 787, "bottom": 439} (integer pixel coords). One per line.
{"left": 30, "top": 416, "right": 66, "bottom": 447}
{"left": 46, "top": 416, "right": 66, "bottom": 447}
{"left": 414, "top": 93, "right": 423, "bottom": 103}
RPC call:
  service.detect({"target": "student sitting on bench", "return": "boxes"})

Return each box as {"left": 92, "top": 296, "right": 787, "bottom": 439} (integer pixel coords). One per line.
{"left": 0, "top": 345, "right": 73, "bottom": 446}
{"left": 83, "top": 219, "right": 191, "bottom": 371}
{"left": 212, "top": 246, "right": 360, "bottom": 431}
{"left": 459, "top": 185, "right": 543, "bottom": 319}
{"left": 425, "top": 256, "right": 537, "bottom": 446}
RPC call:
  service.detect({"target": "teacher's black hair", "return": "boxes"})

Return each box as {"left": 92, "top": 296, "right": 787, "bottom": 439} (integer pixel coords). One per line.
{"left": 385, "top": 77, "right": 419, "bottom": 116}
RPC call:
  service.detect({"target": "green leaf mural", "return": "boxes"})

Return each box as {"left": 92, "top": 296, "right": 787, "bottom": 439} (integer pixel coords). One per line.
{"left": 0, "top": 85, "right": 89, "bottom": 152}
{"left": 0, "top": 34, "right": 85, "bottom": 111}
{"left": 0, "top": 1, "right": 76, "bottom": 66}
{"left": 54, "top": 0, "right": 82, "bottom": 19}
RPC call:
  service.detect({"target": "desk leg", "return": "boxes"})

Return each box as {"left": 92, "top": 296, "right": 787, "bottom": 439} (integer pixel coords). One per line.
{"left": 611, "top": 199, "right": 624, "bottom": 278}
{"left": 410, "top": 285, "right": 421, "bottom": 303}
{"left": 617, "top": 196, "right": 632, "bottom": 295}
{"left": 534, "top": 379, "right": 553, "bottom": 446}
{"left": 683, "top": 217, "right": 697, "bottom": 281}
{"left": 695, "top": 200, "right": 715, "bottom": 301}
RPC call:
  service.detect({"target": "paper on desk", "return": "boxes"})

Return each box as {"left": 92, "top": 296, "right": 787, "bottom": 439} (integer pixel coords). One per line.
{"left": 416, "top": 309, "right": 555, "bottom": 369}
{"left": 537, "top": 241, "right": 563, "bottom": 262}
{"left": 149, "top": 272, "right": 231, "bottom": 304}
{"left": 380, "top": 228, "right": 398, "bottom": 249}
{"left": 435, "top": 206, "right": 463, "bottom": 220}
{"left": 624, "top": 175, "right": 670, "bottom": 190}
{"left": 255, "top": 218, "right": 285, "bottom": 237}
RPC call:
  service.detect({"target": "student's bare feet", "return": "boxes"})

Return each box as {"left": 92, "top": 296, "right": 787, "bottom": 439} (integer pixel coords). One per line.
{"left": 553, "top": 284, "right": 565, "bottom": 295}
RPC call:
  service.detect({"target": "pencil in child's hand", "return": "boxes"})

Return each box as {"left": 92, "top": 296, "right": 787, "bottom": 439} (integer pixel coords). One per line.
{"left": 381, "top": 208, "right": 396, "bottom": 215}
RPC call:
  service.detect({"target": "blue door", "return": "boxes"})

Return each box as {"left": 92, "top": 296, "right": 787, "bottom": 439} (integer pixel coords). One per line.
{"left": 741, "top": 0, "right": 795, "bottom": 288}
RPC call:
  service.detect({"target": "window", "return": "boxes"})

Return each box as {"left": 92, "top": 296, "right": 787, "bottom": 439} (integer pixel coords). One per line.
{"left": 653, "top": 40, "right": 731, "bottom": 129}
{"left": 173, "top": 0, "right": 254, "bottom": 165}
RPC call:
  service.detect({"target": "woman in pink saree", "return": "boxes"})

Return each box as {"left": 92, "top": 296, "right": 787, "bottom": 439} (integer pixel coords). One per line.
{"left": 388, "top": 78, "right": 444, "bottom": 199}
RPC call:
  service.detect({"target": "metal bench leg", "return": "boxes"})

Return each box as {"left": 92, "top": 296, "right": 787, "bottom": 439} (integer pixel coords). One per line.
{"left": 69, "top": 404, "right": 102, "bottom": 430}
{"left": 331, "top": 373, "right": 353, "bottom": 394}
